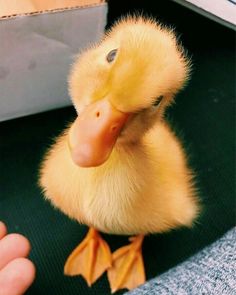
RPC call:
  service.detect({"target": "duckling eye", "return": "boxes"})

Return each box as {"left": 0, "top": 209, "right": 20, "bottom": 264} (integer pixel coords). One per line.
{"left": 153, "top": 96, "right": 163, "bottom": 107}
{"left": 106, "top": 49, "right": 117, "bottom": 63}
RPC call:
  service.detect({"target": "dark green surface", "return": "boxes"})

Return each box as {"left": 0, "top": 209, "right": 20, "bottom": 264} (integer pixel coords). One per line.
{"left": 0, "top": 1, "right": 235, "bottom": 294}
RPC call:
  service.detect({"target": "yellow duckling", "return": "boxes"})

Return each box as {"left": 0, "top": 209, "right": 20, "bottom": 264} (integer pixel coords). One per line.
{"left": 39, "top": 16, "right": 200, "bottom": 293}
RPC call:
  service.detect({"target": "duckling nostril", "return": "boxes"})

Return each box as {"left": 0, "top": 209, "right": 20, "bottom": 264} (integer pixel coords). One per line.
{"left": 96, "top": 112, "right": 100, "bottom": 118}
{"left": 111, "top": 125, "right": 117, "bottom": 132}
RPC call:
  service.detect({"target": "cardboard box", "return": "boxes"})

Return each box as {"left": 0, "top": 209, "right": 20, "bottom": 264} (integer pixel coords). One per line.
{"left": 0, "top": 0, "right": 107, "bottom": 121}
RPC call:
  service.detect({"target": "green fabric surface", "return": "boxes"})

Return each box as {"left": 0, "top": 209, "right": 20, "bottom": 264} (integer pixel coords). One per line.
{"left": 0, "top": 1, "right": 235, "bottom": 294}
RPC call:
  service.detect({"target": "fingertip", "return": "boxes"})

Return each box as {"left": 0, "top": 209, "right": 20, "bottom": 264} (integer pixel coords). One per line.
{"left": 14, "top": 257, "right": 36, "bottom": 291}
{"left": 7, "top": 234, "right": 31, "bottom": 255}
{"left": 16, "top": 257, "right": 36, "bottom": 283}
{"left": 0, "top": 257, "right": 36, "bottom": 295}
{"left": 0, "top": 233, "right": 32, "bottom": 270}
{"left": 0, "top": 222, "right": 7, "bottom": 239}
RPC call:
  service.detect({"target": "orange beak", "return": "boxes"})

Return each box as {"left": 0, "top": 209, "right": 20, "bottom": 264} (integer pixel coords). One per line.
{"left": 68, "top": 99, "right": 130, "bottom": 167}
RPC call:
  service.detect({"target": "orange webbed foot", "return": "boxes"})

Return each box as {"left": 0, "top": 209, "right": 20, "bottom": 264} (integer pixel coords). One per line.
{"left": 64, "top": 228, "right": 112, "bottom": 286}
{"left": 107, "top": 235, "right": 146, "bottom": 293}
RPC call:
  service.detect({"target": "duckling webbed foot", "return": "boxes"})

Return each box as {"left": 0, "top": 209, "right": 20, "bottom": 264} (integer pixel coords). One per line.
{"left": 64, "top": 227, "right": 112, "bottom": 286}
{"left": 107, "top": 235, "right": 145, "bottom": 293}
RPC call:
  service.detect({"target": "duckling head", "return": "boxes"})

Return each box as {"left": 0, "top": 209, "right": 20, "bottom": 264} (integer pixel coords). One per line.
{"left": 68, "top": 16, "right": 191, "bottom": 167}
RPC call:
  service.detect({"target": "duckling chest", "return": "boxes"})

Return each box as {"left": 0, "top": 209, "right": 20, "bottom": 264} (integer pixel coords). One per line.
{"left": 80, "top": 164, "right": 148, "bottom": 233}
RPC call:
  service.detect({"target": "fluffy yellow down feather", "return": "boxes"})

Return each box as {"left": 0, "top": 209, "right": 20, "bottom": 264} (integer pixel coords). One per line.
{"left": 39, "top": 16, "right": 200, "bottom": 236}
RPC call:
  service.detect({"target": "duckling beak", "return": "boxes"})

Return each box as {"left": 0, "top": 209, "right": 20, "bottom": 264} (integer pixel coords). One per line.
{"left": 68, "top": 99, "right": 130, "bottom": 167}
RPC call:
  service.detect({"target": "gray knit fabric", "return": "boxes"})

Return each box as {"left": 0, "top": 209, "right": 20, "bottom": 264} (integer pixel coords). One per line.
{"left": 126, "top": 228, "right": 236, "bottom": 295}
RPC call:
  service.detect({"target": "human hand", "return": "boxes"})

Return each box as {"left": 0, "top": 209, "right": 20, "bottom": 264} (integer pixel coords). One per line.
{"left": 0, "top": 221, "right": 35, "bottom": 295}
